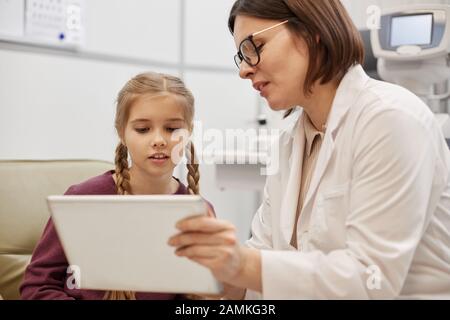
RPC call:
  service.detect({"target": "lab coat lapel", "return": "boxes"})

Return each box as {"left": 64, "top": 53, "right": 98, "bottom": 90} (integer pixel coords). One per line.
{"left": 279, "top": 112, "right": 305, "bottom": 248}
{"left": 301, "top": 125, "right": 335, "bottom": 217}
{"left": 301, "top": 65, "right": 371, "bottom": 222}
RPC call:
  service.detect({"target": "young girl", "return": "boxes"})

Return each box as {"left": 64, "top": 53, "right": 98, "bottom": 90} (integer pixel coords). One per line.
{"left": 20, "top": 72, "right": 214, "bottom": 300}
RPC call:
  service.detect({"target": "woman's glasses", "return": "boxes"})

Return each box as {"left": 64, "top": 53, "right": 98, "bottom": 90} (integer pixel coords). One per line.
{"left": 234, "top": 20, "right": 289, "bottom": 69}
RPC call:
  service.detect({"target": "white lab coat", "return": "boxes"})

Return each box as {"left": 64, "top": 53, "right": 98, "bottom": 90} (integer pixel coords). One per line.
{"left": 246, "top": 65, "right": 450, "bottom": 299}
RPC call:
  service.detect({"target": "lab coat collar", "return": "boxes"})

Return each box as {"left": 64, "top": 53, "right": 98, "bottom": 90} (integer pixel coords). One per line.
{"left": 280, "top": 117, "right": 305, "bottom": 248}
{"left": 287, "top": 64, "right": 369, "bottom": 138}
{"left": 326, "top": 64, "right": 370, "bottom": 138}
{"left": 280, "top": 65, "right": 371, "bottom": 247}
{"left": 303, "top": 114, "right": 325, "bottom": 157}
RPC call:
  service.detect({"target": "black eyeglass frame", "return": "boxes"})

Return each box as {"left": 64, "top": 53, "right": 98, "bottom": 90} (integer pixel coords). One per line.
{"left": 233, "top": 20, "right": 289, "bottom": 69}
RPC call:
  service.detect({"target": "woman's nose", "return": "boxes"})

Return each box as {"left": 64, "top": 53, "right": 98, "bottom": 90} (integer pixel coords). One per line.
{"left": 239, "top": 60, "right": 255, "bottom": 79}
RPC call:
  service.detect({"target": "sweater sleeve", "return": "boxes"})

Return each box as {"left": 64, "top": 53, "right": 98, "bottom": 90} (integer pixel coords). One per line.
{"left": 20, "top": 187, "right": 77, "bottom": 300}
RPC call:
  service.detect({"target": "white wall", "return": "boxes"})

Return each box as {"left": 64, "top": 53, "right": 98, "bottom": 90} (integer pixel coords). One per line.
{"left": 185, "top": 0, "right": 237, "bottom": 68}
{"left": 84, "top": 0, "right": 180, "bottom": 63}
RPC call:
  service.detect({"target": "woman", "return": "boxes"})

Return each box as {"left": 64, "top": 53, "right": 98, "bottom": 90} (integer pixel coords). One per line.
{"left": 169, "top": 0, "right": 450, "bottom": 299}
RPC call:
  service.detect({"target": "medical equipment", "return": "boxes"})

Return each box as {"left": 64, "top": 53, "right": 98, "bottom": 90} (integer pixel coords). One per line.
{"left": 371, "top": 4, "right": 450, "bottom": 146}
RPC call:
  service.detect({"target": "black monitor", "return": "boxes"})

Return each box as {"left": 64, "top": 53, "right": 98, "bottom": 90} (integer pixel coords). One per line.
{"left": 390, "top": 14, "right": 434, "bottom": 47}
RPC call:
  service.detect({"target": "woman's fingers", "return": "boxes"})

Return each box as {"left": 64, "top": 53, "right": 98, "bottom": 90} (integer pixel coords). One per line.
{"left": 186, "top": 247, "right": 246, "bottom": 284}
{"left": 169, "top": 216, "right": 245, "bottom": 285}
{"left": 175, "top": 245, "right": 220, "bottom": 259}
{"left": 176, "top": 216, "right": 235, "bottom": 233}
{"left": 168, "top": 230, "right": 237, "bottom": 247}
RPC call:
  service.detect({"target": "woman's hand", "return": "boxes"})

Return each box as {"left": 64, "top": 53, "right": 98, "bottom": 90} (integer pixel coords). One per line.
{"left": 168, "top": 214, "right": 262, "bottom": 293}
{"left": 168, "top": 215, "right": 246, "bottom": 285}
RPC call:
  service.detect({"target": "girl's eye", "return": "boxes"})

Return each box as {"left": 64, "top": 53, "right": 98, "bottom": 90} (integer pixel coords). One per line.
{"left": 166, "top": 128, "right": 180, "bottom": 132}
{"left": 135, "top": 128, "right": 149, "bottom": 134}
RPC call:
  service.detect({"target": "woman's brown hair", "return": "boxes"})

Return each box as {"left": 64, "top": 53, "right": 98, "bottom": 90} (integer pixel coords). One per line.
{"left": 104, "top": 72, "right": 199, "bottom": 300}
{"left": 228, "top": 0, "right": 365, "bottom": 117}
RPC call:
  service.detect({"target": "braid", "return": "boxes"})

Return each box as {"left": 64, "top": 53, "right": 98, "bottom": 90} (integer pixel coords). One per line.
{"left": 103, "top": 290, "right": 136, "bottom": 300}
{"left": 186, "top": 142, "right": 200, "bottom": 195}
{"left": 178, "top": 142, "right": 207, "bottom": 301}
{"left": 103, "top": 143, "right": 136, "bottom": 300}
{"left": 114, "top": 143, "right": 131, "bottom": 195}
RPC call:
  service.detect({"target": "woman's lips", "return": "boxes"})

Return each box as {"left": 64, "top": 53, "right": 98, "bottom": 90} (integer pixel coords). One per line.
{"left": 253, "top": 81, "right": 270, "bottom": 97}
{"left": 260, "top": 83, "right": 269, "bottom": 97}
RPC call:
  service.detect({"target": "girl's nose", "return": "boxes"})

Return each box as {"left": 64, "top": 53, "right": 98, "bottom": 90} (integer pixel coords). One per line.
{"left": 151, "top": 131, "right": 167, "bottom": 148}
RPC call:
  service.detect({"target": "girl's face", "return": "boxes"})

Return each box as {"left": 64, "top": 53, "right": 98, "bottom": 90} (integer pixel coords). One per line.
{"left": 123, "top": 94, "right": 189, "bottom": 179}
{"left": 233, "top": 15, "right": 311, "bottom": 110}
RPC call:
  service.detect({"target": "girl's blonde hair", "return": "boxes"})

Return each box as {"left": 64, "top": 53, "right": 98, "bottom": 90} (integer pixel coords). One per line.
{"left": 104, "top": 72, "right": 199, "bottom": 300}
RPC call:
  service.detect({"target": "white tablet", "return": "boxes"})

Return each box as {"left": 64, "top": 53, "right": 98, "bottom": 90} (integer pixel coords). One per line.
{"left": 47, "top": 195, "right": 223, "bottom": 295}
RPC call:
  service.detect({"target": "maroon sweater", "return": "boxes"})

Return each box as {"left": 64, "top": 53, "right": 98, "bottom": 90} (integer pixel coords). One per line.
{"left": 20, "top": 170, "right": 214, "bottom": 300}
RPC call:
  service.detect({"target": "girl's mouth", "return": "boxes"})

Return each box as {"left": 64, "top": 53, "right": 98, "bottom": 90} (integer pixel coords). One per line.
{"left": 148, "top": 153, "right": 170, "bottom": 165}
